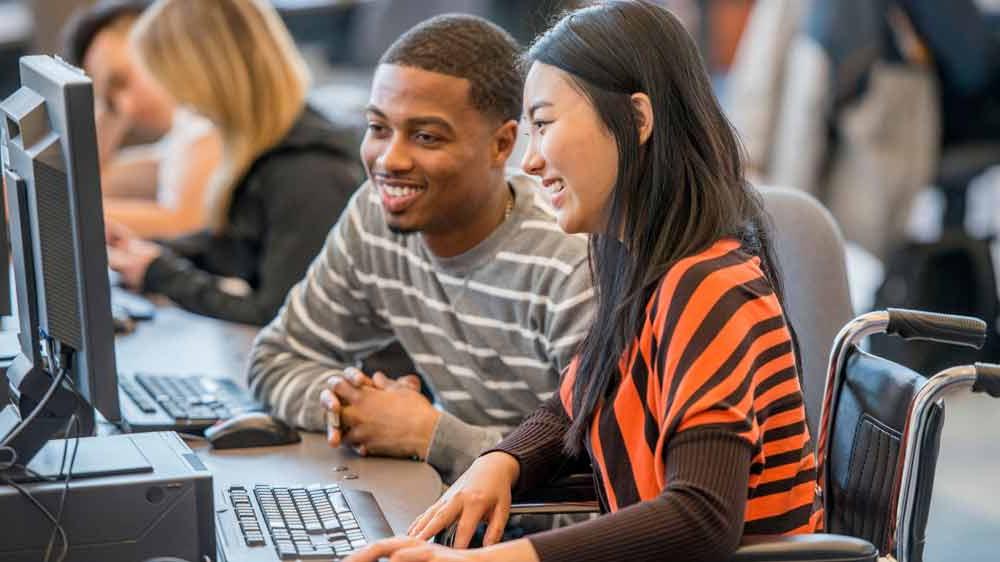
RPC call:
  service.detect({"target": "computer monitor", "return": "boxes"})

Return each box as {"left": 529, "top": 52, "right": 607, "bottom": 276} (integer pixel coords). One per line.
{"left": 0, "top": 55, "right": 120, "bottom": 470}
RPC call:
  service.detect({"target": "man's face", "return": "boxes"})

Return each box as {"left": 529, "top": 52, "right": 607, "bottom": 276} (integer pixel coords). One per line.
{"left": 83, "top": 27, "right": 174, "bottom": 139}
{"left": 360, "top": 64, "right": 511, "bottom": 235}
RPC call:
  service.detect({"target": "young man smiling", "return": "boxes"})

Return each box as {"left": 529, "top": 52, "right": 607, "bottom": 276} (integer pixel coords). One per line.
{"left": 248, "top": 14, "right": 594, "bottom": 483}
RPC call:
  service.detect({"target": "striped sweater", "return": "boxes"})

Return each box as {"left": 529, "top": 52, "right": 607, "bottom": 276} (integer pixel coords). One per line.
{"left": 248, "top": 173, "right": 594, "bottom": 482}
{"left": 494, "top": 239, "right": 820, "bottom": 562}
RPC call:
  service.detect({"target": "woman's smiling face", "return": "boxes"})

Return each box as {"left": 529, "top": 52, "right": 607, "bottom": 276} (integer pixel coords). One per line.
{"left": 520, "top": 62, "right": 619, "bottom": 235}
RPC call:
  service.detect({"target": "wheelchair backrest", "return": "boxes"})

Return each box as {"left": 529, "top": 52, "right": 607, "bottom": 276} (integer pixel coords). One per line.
{"left": 825, "top": 346, "right": 938, "bottom": 554}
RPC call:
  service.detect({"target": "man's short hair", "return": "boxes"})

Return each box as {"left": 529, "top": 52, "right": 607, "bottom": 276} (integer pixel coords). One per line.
{"left": 379, "top": 14, "right": 523, "bottom": 123}
{"left": 61, "top": 0, "right": 152, "bottom": 66}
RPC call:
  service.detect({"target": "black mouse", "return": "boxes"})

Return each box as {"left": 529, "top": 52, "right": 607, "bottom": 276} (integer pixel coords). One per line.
{"left": 204, "top": 412, "right": 301, "bottom": 449}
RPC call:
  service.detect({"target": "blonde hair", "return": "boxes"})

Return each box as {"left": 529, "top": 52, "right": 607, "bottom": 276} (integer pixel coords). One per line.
{"left": 131, "top": 0, "right": 310, "bottom": 230}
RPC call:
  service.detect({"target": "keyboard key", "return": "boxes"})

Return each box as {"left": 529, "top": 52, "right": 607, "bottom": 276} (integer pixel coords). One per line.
{"left": 328, "top": 492, "right": 351, "bottom": 513}
{"left": 296, "top": 551, "right": 336, "bottom": 560}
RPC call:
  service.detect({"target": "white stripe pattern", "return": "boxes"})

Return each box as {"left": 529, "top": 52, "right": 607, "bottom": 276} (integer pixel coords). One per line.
{"left": 485, "top": 409, "right": 523, "bottom": 419}
{"left": 495, "top": 251, "right": 574, "bottom": 275}
{"left": 291, "top": 294, "right": 395, "bottom": 353}
{"left": 376, "top": 309, "right": 552, "bottom": 370}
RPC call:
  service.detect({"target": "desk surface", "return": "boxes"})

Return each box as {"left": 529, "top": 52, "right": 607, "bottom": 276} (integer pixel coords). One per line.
{"left": 114, "top": 306, "right": 442, "bottom": 534}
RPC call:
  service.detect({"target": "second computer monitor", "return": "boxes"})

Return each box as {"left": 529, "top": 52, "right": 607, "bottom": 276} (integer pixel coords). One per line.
{"left": 0, "top": 55, "right": 120, "bottom": 424}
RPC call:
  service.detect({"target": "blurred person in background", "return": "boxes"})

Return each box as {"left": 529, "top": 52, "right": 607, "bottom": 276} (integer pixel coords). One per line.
{"left": 728, "top": 0, "right": 1000, "bottom": 260}
{"left": 106, "top": 0, "right": 362, "bottom": 326}
{"left": 62, "top": 0, "right": 222, "bottom": 238}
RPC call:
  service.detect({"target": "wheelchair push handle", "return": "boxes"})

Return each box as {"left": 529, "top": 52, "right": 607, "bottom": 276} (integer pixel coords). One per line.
{"left": 885, "top": 308, "right": 987, "bottom": 349}
{"left": 973, "top": 363, "right": 1000, "bottom": 398}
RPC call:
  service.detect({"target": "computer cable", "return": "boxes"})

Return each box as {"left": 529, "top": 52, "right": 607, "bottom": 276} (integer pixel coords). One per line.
{"left": 44, "top": 413, "right": 79, "bottom": 562}
{"left": 0, "top": 365, "right": 75, "bottom": 562}
{"left": 0, "top": 365, "right": 69, "bottom": 449}
{"left": 0, "top": 475, "right": 68, "bottom": 562}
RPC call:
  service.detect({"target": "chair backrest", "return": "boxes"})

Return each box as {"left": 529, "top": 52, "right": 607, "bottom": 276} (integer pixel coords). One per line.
{"left": 759, "top": 186, "right": 854, "bottom": 437}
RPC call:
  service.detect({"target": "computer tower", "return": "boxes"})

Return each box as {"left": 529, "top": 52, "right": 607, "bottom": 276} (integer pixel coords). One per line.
{"left": 0, "top": 431, "right": 216, "bottom": 562}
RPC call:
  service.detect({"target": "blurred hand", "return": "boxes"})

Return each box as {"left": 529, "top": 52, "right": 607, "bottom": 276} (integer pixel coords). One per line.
{"left": 105, "top": 219, "right": 134, "bottom": 248}
{"left": 407, "top": 452, "right": 520, "bottom": 548}
{"left": 105, "top": 220, "right": 161, "bottom": 291}
{"left": 319, "top": 368, "right": 438, "bottom": 459}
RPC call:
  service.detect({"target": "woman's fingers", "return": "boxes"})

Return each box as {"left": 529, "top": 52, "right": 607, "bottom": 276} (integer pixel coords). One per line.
{"left": 450, "top": 501, "right": 488, "bottom": 549}
{"left": 407, "top": 495, "right": 450, "bottom": 536}
{"left": 482, "top": 499, "right": 510, "bottom": 546}
{"left": 414, "top": 497, "right": 464, "bottom": 542}
{"left": 343, "top": 537, "right": 425, "bottom": 562}
{"left": 390, "top": 545, "right": 436, "bottom": 562}
{"left": 407, "top": 496, "right": 449, "bottom": 537}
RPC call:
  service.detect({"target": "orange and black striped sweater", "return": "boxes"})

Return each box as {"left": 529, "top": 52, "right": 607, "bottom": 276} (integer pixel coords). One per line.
{"left": 493, "top": 239, "right": 820, "bottom": 562}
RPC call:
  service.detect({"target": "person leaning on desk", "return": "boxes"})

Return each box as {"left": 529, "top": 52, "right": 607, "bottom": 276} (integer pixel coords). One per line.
{"left": 247, "top": 14, "right": 595, "bottom": 484}
{"left": 105, "top": 0, "right": 362, "bottom": 326}
{"left": 61, "top": 0, "right": 222, "bottom": 240}
{"left": 348, "top": 2, "right": 820, "bottom": 562}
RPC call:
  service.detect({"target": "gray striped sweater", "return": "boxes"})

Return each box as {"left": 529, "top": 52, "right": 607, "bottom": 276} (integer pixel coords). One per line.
{"left": 248, "top": 173, "right": 594, "bottom": 482}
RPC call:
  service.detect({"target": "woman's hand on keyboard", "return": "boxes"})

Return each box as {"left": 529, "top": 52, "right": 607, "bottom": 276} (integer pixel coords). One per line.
{"left": 406, "top": 451, "right": 521, "bottom": 548}
{"left": 344, "top": 536, "right": 540, "bottom": 562}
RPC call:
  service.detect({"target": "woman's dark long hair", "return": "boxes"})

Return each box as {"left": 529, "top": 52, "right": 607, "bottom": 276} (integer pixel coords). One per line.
{"left": 528, "top": 0, "right": 797, "bottom": 455}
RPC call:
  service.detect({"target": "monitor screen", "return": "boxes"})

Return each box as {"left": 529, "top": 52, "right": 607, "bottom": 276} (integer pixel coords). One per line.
{"left": 0, "top": 55, "right": 120, "bottom": 425}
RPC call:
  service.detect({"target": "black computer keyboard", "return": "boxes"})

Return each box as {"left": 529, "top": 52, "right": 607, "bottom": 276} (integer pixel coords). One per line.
{"left": 119, "top": 372, "right": 263, "bottom": 432}
{"left": 225, "top": 484, "right": 389, "bottom": 561}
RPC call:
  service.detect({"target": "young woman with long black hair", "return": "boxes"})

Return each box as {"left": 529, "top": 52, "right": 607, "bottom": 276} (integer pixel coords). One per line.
{"left": 348, "top": 2, "right": 819, "bottom": 561}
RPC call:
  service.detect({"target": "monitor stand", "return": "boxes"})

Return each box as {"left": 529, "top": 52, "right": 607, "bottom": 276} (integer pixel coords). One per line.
{"left": 8, "top": 434, "right": 153, "bottom": 483}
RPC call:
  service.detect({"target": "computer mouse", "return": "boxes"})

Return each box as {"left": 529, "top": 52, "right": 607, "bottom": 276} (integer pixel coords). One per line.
{"left": 111, "top": 303, "right": 137, "bottom": 335}
{"left": 204, "top": 412, "right": 301, "bottom": 449}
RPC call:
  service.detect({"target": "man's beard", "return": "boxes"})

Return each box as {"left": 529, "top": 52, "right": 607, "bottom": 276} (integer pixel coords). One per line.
{"left": 387, "top": 223, "right": 420, "bottom": 236}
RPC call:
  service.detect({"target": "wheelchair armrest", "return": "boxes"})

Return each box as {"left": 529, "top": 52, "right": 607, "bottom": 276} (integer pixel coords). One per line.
{"left": 728, "top": 534, "right": 877, "bottom": 562}
{"left": 509, "top": 472, "right": 600, "bottom": 515}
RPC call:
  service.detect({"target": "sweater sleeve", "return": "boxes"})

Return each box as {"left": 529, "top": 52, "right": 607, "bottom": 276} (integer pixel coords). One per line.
{"left": 486, "top": 393, "right": 573, "bottom": 494}
{"left": 527, "top": 429, "right": 751, "bottom": 562}
{"left": 142, "top": 150, "right": 358, "bottom": 326}
{"left": 425, "top": 412, "right": 506, "bottom": 485}
{"left": 247, "top": 187, "right": 400, "bottom": 430}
